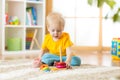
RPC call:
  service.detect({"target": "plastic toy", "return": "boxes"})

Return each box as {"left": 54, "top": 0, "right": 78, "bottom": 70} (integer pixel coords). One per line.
{"left": 12, "top": 16, "right": 20, "bottom": 25}
{"left": 111, "top": 38, "right": 120, "bottom": 60}
{"left": 9, "top": 16, "right": 13, "bottom": 25}
{"left": 40, "top": 64, "right": 51, "bottom": 72}
{"left": 8, "top": 16, "right": 20, "bottom": 25}
{"left": 40, "top": 64, "right": 48, "bottom": 69}
{"left": 50, "top": 67, "right": 58, "bottom": 71}
{"left": 55, "top": 62, "right": 66, "bottom": 68}
{"left": 5, "top": 13, "right": 8, "bottom": 24}
{"left": 55, "top": 46, "right": 66, "bottom": 68}
{"left": 40, "top": 64, "right": 63, "bottom": 72}
{"left": 40, "top": 63, "right": 67, "bottom": 72}
{"left": 39, "top": 46, "right": 67, "bottom": 72}
{"left": 42, "top": 67, "right": 50, "bottom": 72}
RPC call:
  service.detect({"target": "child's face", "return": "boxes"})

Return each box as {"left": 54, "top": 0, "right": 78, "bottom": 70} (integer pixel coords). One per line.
{"left": 48, "top": 24, "right": 63, "bottom": 40}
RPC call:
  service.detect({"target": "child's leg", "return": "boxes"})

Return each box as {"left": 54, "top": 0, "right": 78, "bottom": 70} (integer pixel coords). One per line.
{"left": 70, "top": 56, "right": 81, "bottom": 66}
{"left": 41, "top": 53, "right": 59, "bottom": 66}
{"left": 62, "top": 56, "right": 81, "bottom": 66}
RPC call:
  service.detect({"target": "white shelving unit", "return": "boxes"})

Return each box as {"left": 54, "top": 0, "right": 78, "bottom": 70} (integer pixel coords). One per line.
{"left": 0, "top": 0, "right": 46, "bottom": 59}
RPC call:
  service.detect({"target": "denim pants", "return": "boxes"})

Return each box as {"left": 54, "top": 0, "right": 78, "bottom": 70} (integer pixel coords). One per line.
{"left": 41, "top": 53, "right": 81, "bottom": 66}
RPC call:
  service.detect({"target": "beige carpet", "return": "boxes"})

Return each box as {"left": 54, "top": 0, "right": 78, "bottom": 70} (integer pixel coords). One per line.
{"left": 0, "top": 59, "right": 120, "bottom": 80}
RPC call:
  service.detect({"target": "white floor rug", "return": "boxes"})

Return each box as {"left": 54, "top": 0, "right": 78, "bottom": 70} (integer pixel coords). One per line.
{"left": 0, "top": 59, "right": 120, "bottom": 80}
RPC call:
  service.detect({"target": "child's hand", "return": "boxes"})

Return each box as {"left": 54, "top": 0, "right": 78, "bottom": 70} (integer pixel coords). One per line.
{"left": 33, "top": 58, "right": 41, "bottom": 68}
{"left": 65, "top": 62, "right": 72, "bottom": 69}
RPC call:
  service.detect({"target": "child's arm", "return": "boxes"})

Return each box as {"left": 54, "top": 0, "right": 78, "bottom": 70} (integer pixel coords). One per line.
{"left": 65, "top": 46, "right": 73, "bottom": 68}
{"left": 38, "top": 49, "right": 46, "bottom": 59}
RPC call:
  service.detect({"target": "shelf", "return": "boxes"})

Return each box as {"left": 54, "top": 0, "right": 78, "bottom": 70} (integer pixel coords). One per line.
{"left": 0, "top": 0, "right": 45, "bottom": 59}
{"left": 25, "top": 25, "right": 43, "bottom": 28}
{"left": 7, "top": 0, "right": 43, "bottom": 4}
{"left": 7, "top": 0, "right": 24, "bottom": 2}
{"left": 26, "top": 1, "right": 43, "bottom": 4}
{"left": 5, "top": 25, "right": 43, "bottom": 28}
{"left": 26, "top": 50, "right": 41, "bottom": 53}
{"left": 5, "top": 25, "right": 24, "bottom": 27}
{"left": 4, "top": 51, "right": 25, "bottom": 55}
{"left": 4, "top": 50, "right": 40, "bottom": 54}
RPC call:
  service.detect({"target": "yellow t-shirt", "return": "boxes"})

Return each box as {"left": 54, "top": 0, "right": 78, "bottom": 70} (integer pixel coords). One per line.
{"left": 41, "top": 32, "right": 73, "bottom": 56}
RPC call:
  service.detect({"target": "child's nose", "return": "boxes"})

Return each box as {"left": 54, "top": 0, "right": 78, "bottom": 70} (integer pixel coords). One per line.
{"left": 54, "top": 31, "right": 58, "bottom": 34}
{"left": 54, "top": 31, "right": 58, "bottom": 35}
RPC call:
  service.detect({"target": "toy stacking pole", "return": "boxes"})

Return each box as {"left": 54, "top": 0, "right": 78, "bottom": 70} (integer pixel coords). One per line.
{"left": 55, "top": 46, "right": 66, "bottom": 68}
{"left": 59, "top": 46, "right": 62, "bottom": 62}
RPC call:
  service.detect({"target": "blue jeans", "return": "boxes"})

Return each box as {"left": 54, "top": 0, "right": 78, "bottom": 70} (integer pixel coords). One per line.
{"left": 41, "top": 53, "right": 81, "bottom": 66}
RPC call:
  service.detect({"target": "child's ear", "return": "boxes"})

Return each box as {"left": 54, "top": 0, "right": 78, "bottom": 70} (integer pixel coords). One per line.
{"left": 47, "top": 27, "right": 50, "bottom": 32}
{"left": 62, "top": 27, "right": 64, "bottom": 31}
{"left": 46, "top": 25, "right": 49, "bottom": 31}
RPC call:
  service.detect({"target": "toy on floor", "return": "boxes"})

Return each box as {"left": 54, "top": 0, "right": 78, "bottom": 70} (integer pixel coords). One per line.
{"left": 55, "top": 46, "right": 66, "bottom": 68}
{"left": 54, "top": 61, "right": 66, "bottom": 68}
{"left": 40, "top": 64, "right": 50, "bottom": 72}
{"left": 39, "top": 46, "right": 70, "bottom": 72}
{"left": 40, "top": 46, "right": 67, "bottom": 71}
{"left": 111, "top": 38, "right": 120, "bottom": 60}
{"left": 33, "top": 58, "right": 63, "bottom": 72}
{"left": 40, "top": 64, "right": 58, "bottom": 72}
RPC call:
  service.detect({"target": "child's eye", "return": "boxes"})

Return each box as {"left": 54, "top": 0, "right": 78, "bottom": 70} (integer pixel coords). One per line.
{"left": 57, "top": 30, "right": 61, "bottom": 32}
{"left": 52, "top": 29, "right": 55, "bottom": 32}
{"left": 51, "top": 29, "right": 61, "bottom": 33}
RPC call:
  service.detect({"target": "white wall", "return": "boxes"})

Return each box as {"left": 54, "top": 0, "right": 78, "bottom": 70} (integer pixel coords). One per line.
{"left": 53, "top": 0, "right": 120, "bottom": 47}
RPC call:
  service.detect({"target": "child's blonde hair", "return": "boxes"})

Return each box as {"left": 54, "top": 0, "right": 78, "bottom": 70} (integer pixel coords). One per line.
{"left": 46, "top": 12, "right": 65, "bottom": 28}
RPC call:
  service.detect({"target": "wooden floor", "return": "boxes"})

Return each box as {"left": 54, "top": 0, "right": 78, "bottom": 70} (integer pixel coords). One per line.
{"left": 75, "top": 51, "right": 120, "bottom": 67}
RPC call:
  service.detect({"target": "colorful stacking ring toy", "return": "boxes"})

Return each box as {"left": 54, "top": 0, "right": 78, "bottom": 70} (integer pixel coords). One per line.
{"left": 55, "top": 62, "right": 66, "bottom": 68}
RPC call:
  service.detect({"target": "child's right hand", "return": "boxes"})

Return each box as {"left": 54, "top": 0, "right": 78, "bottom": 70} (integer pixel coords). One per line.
{"left": 66, "top": 63, "right": 72, "bottom": 69}
{"left": 65, "top": 61, "right": 72, "bottom": 69}
{"left": 33, "top": 58, "right": 41, "bottom": 68}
